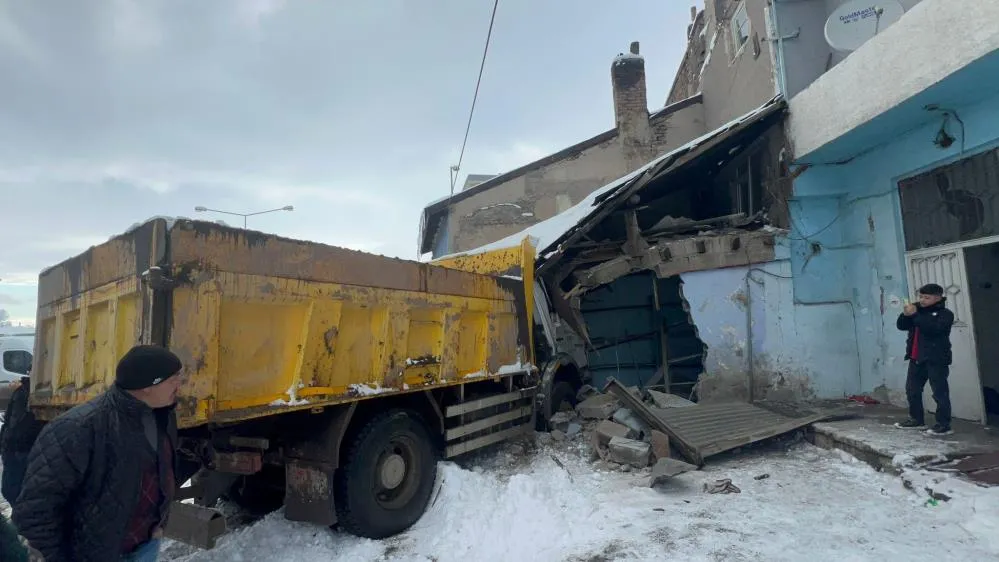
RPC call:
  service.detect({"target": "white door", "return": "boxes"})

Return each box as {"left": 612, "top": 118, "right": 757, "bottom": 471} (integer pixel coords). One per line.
{"left": 906, "top": 249, "right": 985, "bottom": 423}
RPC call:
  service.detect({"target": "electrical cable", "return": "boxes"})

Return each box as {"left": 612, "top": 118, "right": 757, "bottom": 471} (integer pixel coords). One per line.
{"left": 450, "top": 0, "right": 500, "bottom": 196}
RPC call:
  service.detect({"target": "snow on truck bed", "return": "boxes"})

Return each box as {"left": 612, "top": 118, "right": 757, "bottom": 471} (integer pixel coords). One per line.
{"left": 160, "top": 438, "right": 999, "bottom": 562}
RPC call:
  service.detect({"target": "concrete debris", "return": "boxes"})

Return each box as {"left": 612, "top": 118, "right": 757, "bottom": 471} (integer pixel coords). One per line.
{"left": 625, "top": 386, "right": 645, "bottom": 401}
{"left": 576, "top": 384, "right": 599, "bottom": 402}
{"left": 607, "top": 436, "right": 652, "bottom": 468}
{"left": 649, "top": 457, "right": 698, "bottom": 487}
{"left": 590, "top": 432, "right": 609, "bottom": 461}
{"left": 550, "top": 429, "right": 567, "bottom": 442}
{"left": 754, "top": 473, "right": 770, "bottom": 481}
{"left": 550, "top": 411, "right": 576, "bottom": 433}
{"left": 612, "top": 407, "right": 651, "bottom": 438}
{"left": 565, "top": 422, "right": 583, "bottom": 438}
{"left": 703, "top": 478, "right": 741, "bottom": 494}
{"left": 648, "top": 430, "right": 671, "bottom": 462}
{"left": 647, "top": 389, "right": 695, "bottom": 409}
{"left": 593, "top": 419, "right": 636, "bottom": 446}
{"left": 576, "top": 393, "right": 621, "bottom": 419}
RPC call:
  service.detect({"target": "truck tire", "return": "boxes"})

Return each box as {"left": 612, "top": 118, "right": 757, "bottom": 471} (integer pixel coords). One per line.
{"left": 538, "top": 380, "right": 577, "bottom": 431}
{"left": 334, "top": 410, "right": 439, "bottom": 539}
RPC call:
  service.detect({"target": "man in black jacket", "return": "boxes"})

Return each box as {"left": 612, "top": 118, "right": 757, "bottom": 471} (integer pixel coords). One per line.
{"left": 895, "top": 283, "right": 955, "bottom": 435}
{"left": 1, "top": 375, "right": 44, "bottom": 506}
{"left": 13, "top": 345, "right": 184, "bottom": 562}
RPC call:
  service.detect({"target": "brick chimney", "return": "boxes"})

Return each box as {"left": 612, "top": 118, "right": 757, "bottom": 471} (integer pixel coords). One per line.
{"left": 612, "top": 41, "right": 652, "bottom": 151}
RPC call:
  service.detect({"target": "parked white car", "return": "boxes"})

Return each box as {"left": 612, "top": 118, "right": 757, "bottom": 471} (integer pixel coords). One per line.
{"left": 0, "top": 334, "right": 33, "bottom": 410}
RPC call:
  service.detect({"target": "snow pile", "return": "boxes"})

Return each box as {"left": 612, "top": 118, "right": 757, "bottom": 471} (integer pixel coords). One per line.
{"left": 162, "top": 440, "right": 999, "bottom": 562}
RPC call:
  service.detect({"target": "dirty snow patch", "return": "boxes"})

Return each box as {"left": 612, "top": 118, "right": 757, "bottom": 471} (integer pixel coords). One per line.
{"left": 268, "top": 398, "right": 309, "bottom": 407}
{"left": 348, "top": 383, "right": 394, "bottom": 396}
{"left": 162, "top": 441, "right": 999, "bottom": 562}
{"left": 123, "top": 215, "right": 183, "bottom": 235}
{"left": 497, "top": 360, "right": 531, "bottom": 375}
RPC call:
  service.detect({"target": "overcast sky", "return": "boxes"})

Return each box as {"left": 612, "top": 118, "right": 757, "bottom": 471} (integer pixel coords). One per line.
{"left": 0, "top": 0, "right": 692, "bottom": 325}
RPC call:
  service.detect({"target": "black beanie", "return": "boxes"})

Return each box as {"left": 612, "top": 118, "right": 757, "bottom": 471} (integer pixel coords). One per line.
{"left": 918, "top": 283, "right": 945, "bottom": 297}
{"left": 115, "top": 345, "right": 182, "bottom": 390}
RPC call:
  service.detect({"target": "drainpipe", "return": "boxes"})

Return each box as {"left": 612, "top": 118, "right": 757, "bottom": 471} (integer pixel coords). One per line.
{"left": 745, "top": 273, "right": 756, "bottom": 402}
{"left": 770, "top": 0, "right": 789, "bottom": 98}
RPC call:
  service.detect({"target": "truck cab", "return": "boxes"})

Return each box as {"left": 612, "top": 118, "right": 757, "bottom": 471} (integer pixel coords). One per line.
{"left": 0, "top": 334, "right": 33, "bottom": 409}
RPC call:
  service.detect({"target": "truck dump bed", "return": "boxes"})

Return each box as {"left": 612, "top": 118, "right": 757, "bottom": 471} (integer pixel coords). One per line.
{"left": 31, "top": 218, "right": 532, "bottom": 428}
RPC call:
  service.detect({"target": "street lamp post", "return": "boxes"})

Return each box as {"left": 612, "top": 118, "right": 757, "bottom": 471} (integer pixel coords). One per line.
{"left": 194, "top": 205, "right": 294, "bottom": 228}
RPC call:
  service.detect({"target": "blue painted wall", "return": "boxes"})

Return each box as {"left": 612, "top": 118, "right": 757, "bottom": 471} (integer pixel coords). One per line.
{"left": 681, "top": 242, "right": 859, "bottom": 402}
{"left": 789, "top": 84, "right": 999, "bottom": 403}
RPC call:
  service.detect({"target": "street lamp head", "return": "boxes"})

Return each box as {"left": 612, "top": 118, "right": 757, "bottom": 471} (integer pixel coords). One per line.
{"left": 194, "top": 206, "right": 207, "bottom": 212}
{"left": 282, "top": 205, "right": 294, "bottom": 211}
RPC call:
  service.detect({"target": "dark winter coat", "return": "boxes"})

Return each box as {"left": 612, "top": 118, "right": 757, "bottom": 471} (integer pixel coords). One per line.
{"left": 13, "top": 385, "right": 178, "bottom": 562}
{"left": 1, "top": 377, "right": 44, "bottom": 504}
{"left": 0, "top": 377, "right": 42, "bottom": 455}
{"left": 896, "top": 299, "right": 954, "bottom": 366}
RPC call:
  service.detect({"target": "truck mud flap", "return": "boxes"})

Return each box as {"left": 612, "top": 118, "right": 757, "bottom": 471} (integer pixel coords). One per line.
{"left": 443, "top": 385, "right": 537, "bottom": 458}
{"left": 163, "top": 501, "right": 227, "bottom": 550}
{"left": 284, "top": 460, "right": 337, "bottom": 526}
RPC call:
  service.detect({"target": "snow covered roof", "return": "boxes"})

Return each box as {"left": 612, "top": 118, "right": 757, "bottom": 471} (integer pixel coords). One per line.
{"left": 440, "top": 95, "right": 786, "bottom": 265}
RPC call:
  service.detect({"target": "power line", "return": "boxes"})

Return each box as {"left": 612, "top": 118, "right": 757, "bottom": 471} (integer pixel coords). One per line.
{"left": 450, "top": 0, "right": 499, "bottom": 196}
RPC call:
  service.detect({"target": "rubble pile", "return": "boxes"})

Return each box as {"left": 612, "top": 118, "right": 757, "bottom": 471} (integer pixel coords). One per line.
{"left": 542, "top": 384, "right": 697, "bottom": 487}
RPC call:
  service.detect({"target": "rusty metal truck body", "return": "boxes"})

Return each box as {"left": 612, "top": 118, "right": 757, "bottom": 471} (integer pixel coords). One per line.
{"left": 28, "top": 218, "right": 583, "bottom": 547}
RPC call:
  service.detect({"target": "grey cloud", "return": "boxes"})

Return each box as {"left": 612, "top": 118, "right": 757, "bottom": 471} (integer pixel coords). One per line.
{"left": 1, "top": 0, "right": 690, "bottom": 285}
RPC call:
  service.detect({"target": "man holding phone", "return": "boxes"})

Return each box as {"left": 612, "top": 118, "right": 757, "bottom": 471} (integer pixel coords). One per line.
{"left": 895, "top": 283, "right": 955, "bottom": 435}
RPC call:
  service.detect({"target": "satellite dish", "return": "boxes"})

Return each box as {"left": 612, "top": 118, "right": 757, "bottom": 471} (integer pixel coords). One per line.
{"left": 825, "top": 0, "right": 905, "bottom": 52}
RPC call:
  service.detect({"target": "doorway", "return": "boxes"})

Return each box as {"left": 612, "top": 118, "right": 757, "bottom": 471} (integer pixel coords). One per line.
{"left": 965, "top": 241, "right": 999, "bottom": 425}
{"left": 905, "top": 247, "right": 985, "bottom": 423}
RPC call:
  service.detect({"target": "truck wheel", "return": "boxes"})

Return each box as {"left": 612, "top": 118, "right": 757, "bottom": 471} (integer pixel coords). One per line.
{"left": 538, "top": 380, "right": 577, "bottom": 431}
{"left": 334, "top": 410, "right": 439, "bottom": 539}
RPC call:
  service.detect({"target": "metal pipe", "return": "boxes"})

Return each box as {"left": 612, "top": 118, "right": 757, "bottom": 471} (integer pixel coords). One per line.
{"left": 745, "top": 271, "right": 756, "bottom": 402}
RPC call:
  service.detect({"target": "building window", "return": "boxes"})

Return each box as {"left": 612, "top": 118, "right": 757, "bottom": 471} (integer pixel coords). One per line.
{"left": 3, "top": 350, "right": 31, "bottom": 375}
{"left": 898, "top": 147, "right": 998, "bottom": 251}
{"left": 730, "top": 2, "right": 751, "bottom": 52}
{"left": 733, "top": 151, "right": 764, "bottom": 216}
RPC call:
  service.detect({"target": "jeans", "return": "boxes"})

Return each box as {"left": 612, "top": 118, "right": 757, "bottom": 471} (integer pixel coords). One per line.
{"left": 121, "top": 538, "right": 161, "bottom": 562}
{"left": 906, "top": 361, "right": 951, "bottom": 427}
{"left": 1, "top": 452, "right": 28, "bottom": 505}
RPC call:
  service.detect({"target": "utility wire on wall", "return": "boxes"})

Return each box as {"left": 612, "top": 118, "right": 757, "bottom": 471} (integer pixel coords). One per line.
{"left": 449, "top": 0, "right": 500, "bottom": 197}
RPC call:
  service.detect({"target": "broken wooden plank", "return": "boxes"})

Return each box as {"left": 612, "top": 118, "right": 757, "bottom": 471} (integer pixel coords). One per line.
{"left": 953, "top": 451, "right": 999, "bottom": 473}
{"left": 602, "top": 377, "right": 842, "bottom": 467}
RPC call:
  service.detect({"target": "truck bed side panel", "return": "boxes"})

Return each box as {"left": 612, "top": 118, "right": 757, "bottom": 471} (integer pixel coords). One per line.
{"left": 32, "top": 220, "right": 168, "bottom": 408}
{"left": 166, "top": 222, "right": 529, "bottom": 427}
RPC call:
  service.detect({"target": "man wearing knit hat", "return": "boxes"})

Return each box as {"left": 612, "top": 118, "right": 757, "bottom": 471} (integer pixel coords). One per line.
{"left": 895, "top": 283, "right": 956, "bottom": 436}
{"left": 13, "top": 345, "right": 183, "bottom": 562}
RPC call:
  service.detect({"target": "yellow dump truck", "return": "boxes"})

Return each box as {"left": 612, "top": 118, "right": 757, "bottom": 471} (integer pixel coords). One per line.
{"left": 27, "top": 217, "right": 586, "bottom": 548}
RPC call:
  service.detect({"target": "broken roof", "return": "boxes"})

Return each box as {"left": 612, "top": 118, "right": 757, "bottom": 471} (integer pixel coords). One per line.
{"left": 440, "top": 95, "right": 787, "bottom": 268}
{"left": 418, "top": 93, "right": 705, "bottom": 255}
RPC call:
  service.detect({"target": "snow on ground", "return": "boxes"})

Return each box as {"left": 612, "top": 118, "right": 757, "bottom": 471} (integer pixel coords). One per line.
{"left": 161, "top": 436, "right": 999, "bottom": 562}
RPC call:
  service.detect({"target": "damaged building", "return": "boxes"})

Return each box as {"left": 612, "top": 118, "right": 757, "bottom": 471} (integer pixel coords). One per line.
{"left": 450, "top": 96, "right": 797, "bottom": 403}
{"left": 419, "top": 0, "right": 786, "bottom": 261}
{"left": 423, "top": 1, "right": 804, "bottom": 403}
{"left": 439, "top": 0, "right": 999, "bottom": 423}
